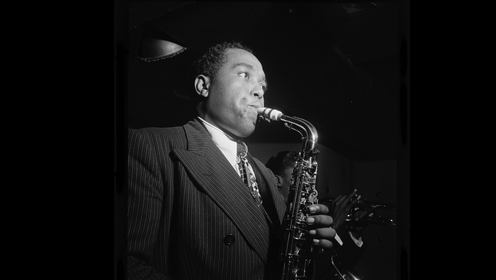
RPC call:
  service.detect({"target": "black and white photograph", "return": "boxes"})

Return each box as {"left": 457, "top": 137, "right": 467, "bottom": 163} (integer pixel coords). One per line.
{"left": 114, "top": 2, "right": 410, "bottom": 280}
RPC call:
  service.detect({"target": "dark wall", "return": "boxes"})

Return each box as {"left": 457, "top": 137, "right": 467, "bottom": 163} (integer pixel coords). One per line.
{"left": 251, "top": 142, "right": 400, "bottom": 280}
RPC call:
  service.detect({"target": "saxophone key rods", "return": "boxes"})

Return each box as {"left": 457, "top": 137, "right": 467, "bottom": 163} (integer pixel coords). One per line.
{"left": 258, "top": 107, "right": 320, "bottom": 280}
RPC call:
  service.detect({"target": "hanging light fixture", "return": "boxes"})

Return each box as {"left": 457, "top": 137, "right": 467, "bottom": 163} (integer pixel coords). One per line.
{"left": 135, "top": 25, "right": 188, "bottom": 62}
{"left": 137, "top": 38, "right": 187, "bottom": 62}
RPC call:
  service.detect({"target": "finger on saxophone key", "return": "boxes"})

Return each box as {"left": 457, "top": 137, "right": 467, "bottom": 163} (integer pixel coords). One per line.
{"left": 307, "top": 205, "right": 318, "bottom": 213}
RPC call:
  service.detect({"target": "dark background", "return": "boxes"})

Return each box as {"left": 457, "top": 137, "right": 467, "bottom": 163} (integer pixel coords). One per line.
{"left": 120, "top": 1, "right": 409, "bottom": 161}
{"left": 115, "top": 1, "right": 410, "bottom": 280}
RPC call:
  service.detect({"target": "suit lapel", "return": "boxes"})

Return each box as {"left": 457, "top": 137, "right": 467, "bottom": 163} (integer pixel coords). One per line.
{"left": 172, "top": 119, "right": 271, "bottom": 263}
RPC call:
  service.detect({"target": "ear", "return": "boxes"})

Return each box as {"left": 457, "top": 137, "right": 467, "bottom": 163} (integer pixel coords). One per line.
{"left": 275, "top": 175, "right": 283, "bottom": 188}
{"left": 194, "top": 75, "right": 211, "bottom": 97}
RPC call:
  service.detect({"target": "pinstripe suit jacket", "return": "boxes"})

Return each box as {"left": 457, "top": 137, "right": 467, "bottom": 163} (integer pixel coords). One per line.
{"left": 127, "top": 118, "right": 287, "bottom": 280}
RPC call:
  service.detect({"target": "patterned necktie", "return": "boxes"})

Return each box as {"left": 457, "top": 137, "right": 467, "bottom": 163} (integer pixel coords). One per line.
{"left": 236, "top": 141, "right": 263, "bottom": 207}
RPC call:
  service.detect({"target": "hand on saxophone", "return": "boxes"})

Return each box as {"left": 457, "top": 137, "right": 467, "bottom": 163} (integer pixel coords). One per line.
{"left": 305, "top": 204, "right": 336, "bottom": 249}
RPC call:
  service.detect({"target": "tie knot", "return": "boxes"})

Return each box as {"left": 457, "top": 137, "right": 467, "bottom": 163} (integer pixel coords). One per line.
{"left": 237, "top": 141, "right": 247, "bottom": 157}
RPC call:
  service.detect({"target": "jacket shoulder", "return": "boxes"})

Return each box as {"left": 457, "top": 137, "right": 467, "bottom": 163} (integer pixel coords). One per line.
{"left": 128, "top": 126, "right": 187, "bottom": 150}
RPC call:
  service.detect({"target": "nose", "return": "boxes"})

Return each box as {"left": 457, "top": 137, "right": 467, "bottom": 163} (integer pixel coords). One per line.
{"left": 252, "top": 84, "right": 265, "bottom": 100}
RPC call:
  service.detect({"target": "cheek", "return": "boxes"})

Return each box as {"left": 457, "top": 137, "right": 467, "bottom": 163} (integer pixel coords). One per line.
{"left": 209, "top": 88, "right": 235, "bottom": 112}
{"left": 238, "top": 97, "right": 249, "bottom": 107}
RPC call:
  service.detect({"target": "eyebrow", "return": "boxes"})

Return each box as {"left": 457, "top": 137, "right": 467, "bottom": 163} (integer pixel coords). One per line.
{"left": 231, "top": 62, "right": 253, "bottom": 71}
{"left": 232, "top": 62, "right": 268, "bottom": 89}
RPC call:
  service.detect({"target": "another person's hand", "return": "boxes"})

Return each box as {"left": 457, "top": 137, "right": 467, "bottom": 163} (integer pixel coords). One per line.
{"left": 347, "top": 204, "right": 370, "bottom": 238}
{"left": 330, "top": 190, "right": 359, "bottom": 231}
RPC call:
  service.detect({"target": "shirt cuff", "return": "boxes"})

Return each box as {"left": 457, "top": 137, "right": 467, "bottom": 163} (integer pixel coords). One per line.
{"left": 334, "top": 232, "right": 344, "bottom": 246}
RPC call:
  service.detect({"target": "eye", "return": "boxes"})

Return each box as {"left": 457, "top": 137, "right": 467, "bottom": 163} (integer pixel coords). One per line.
{"left": 239, "top": 72, "right": 249, "bottom": 78}
{"left": 259, "top": 83, "right": 267, "bottom": 93}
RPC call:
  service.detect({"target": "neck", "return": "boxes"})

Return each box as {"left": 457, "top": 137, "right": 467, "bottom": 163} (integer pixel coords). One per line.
{"left": 197, "top": 113, "right": 246, "bottom": 143}
{"left": 196, "top": 116, "right": 246, "bottom": 143}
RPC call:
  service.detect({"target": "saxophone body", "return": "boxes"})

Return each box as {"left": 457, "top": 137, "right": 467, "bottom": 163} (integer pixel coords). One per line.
{"left": 257, "top": 108, "right": 320, "bottom": 280}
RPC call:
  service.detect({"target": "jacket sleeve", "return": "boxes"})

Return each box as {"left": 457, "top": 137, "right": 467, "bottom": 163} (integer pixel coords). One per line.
{"left": 127, "top": 128, "right": 170, "bottom": 280}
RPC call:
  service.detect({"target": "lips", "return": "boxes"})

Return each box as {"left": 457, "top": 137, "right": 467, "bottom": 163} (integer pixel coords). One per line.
{"left": 247, "top": 104, "right": 262, "bottom": 115}
{"left": 248, "top": 104, "right": 261, "bottom": 109}
{"left": 246, "top": 105, "right": 257, "bottom": 114}
{"left": 246, "top": 105, "right": 260, "bottom": 123}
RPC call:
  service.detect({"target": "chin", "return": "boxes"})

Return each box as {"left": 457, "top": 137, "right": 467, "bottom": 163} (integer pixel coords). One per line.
{"left": 238, "top": 130, "right": 255, "bottom": 138}
{"left": 236, "top": 124, "right": 256, "bottom": 138}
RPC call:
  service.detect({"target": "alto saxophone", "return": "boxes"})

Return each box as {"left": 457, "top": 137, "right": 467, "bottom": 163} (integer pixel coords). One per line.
{"left": 257, "top": 107, "right": 320, "bottom": 280}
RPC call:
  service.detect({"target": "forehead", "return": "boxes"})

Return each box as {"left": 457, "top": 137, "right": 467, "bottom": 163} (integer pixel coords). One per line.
{"left": 224, "top": 48, "right": 264, "bottom": 72}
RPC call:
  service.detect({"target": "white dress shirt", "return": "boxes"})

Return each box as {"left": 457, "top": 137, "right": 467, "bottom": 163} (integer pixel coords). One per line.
{"left": 198, "top": 117, "right": 240, "bottom": 175}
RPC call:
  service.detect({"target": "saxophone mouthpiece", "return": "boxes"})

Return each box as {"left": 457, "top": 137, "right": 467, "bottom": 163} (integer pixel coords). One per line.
{"left": 257, "top": 107, "right": 283, "bottom": 122}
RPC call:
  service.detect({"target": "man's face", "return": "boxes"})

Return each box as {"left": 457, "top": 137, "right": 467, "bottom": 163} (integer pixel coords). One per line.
{"left": 203, "top": 48, "right": 267, "bottom": 138}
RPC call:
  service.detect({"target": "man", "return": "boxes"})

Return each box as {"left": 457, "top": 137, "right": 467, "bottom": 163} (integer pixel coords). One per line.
{"left": 266, "top": 151, "right": 368, "bottom": 279}
{"left": 264, "top": 151, "right": 299, "bottom": 204}
{"left": 127, "top": 42, "right": 337, "bottom": 280}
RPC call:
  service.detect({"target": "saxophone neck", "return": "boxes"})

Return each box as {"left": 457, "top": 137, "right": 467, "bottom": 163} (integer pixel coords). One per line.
{"left": 257, "top": 107, "right": 319, "bottom": 157}
{"left": 281, "top": 115, "right": 319, "bottom": 158}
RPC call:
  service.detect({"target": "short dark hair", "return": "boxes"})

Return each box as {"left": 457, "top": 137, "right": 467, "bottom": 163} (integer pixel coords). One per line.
{"left": 193, "top": 41, "right": 253, "bottom": 80}
{"left": 265, "top": 151, "right": 299, "bottom": 176}
{"left": 188, "top": 41, "right": 253, "bottom": 109}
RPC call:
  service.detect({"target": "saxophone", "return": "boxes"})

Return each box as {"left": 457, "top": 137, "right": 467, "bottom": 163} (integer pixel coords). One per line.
{"left": 257, "top": 107, "right": 320, "bottom": 280}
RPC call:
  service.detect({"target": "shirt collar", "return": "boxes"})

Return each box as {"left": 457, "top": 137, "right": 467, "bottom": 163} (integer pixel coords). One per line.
{"left": 197, "top": 117, "right": 240, "bottom": 172}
